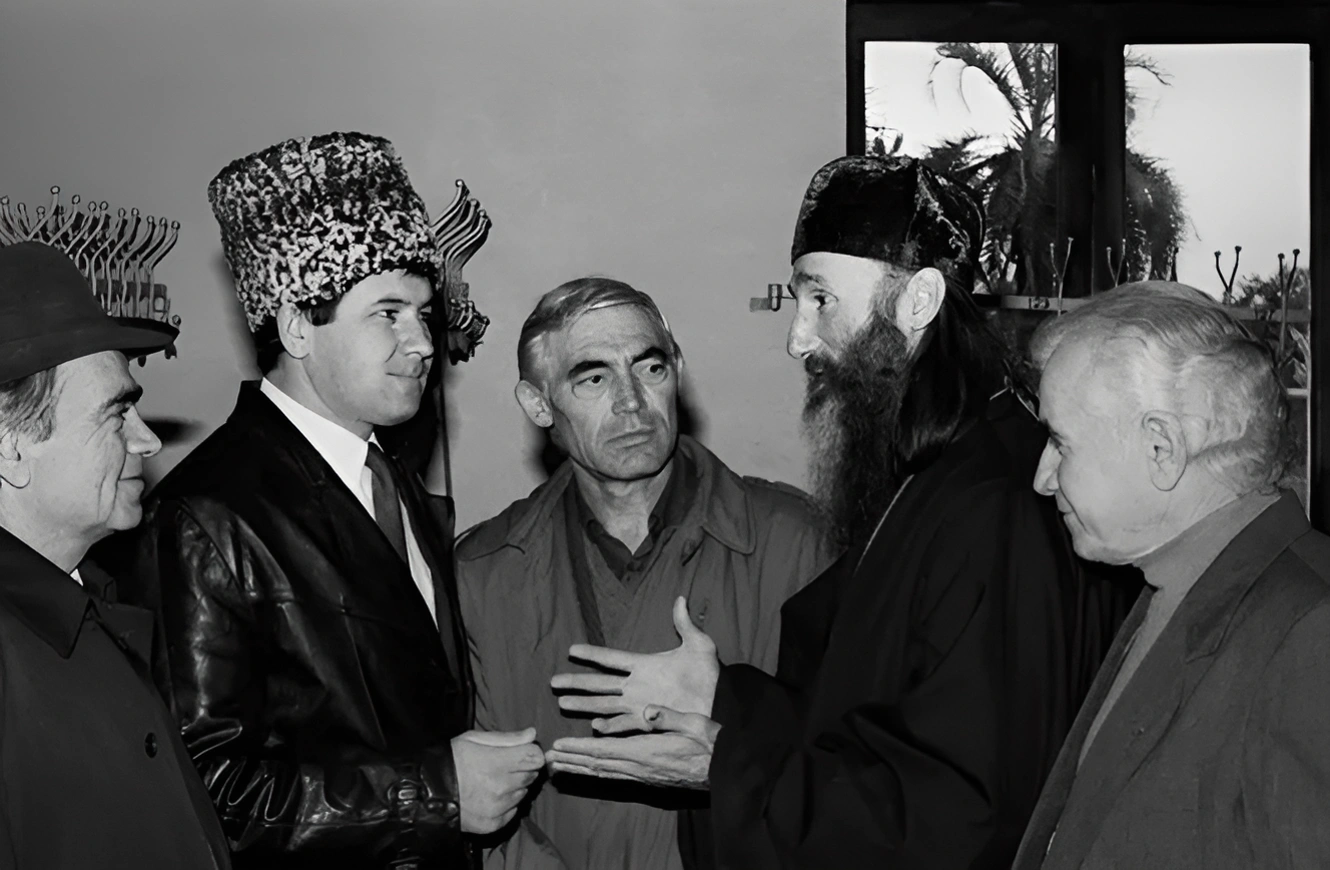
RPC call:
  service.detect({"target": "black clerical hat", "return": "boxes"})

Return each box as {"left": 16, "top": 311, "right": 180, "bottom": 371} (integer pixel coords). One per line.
{"left": 791, "top": 155, "right": 984, "bottom": 285}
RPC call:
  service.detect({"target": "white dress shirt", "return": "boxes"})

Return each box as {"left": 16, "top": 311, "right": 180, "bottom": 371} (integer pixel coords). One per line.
{"left": 260, "top": 378, "right": 437, "bottom": 624}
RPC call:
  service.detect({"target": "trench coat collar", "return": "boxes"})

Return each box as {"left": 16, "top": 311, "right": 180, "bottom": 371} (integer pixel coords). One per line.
{"left": 458, "top": 434, "right": 757, "bottom": 560}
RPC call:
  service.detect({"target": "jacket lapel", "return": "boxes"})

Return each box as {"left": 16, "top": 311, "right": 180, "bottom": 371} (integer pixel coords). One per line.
{"left": 1013, "top": 588, "right": 1151, "bottom": 869}
{"left": 231, "top": 385, "right": 446, "bottom": 658}
{"left": 1039, "top": 492, "right": 1307, "bottom": 869}
{"left": 1044, "top": 601, "right": 1188, "bottom": 868}
{"left": 396, "top": 466, "right": 471, "bottom": 700}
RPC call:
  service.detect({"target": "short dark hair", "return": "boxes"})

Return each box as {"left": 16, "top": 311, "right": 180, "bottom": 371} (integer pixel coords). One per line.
{"left": 0, "top": 366, "right": 61, "bottom": 443}
{"left": 253, "top": 295, "right": 342, "bottom": 374}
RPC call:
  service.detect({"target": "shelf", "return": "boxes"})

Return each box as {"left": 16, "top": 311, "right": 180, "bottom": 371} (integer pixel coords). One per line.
{"left": 978, "top": 294, "right": 1309, "bottom": 324}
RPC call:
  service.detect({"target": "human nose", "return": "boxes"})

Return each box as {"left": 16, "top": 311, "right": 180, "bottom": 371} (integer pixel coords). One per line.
{"left": 399, "top": 312, "right": 435, "bottom": 361}
{"left": 787, "top": 306, "right": 818, "bottom": 360}
{"left": 611, "top": 373, "right": 645, "bottom": 415}
{"left": 1033, "top": 441, "right": 1059, "bottom": 496}
{"left": 125, "top": 408, "right": 162, "bottom": 459}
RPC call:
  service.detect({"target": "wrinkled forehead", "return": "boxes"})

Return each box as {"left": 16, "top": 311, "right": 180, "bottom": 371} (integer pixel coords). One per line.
{"left": 790, "top": 252, "right": 900, "bottom": 290}
{"left": 348, "top": 268, "right": 435, "bottom": 306}
{"left": 547, "top": 303, "right": 674, "bottom": 365}
{"left": 51, "top": 350, "right": 136, "bottom": 417}
{"left": 1041, "top": 336, "right": 1138, "bottom": 428}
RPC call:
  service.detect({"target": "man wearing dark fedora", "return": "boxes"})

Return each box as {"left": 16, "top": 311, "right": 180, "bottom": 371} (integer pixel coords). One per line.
{"left": 128, "top": 131, "right": 545, "bottom": 870}
{"left": 0, "top": 241, "right": 230, "bottom": 868}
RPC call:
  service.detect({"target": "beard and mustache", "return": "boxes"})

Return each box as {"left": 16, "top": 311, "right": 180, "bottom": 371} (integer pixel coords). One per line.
{"left": 802, "top": 309, "right": 914, "bottom": 548}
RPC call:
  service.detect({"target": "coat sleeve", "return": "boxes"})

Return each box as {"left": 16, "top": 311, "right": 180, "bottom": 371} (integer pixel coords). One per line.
{"left": 1245, "top": 599, "right": 1330, "bottom": 867}
{"left": 0, "top": 645, "right": 14, "bottom": 869}
{"left": 136, "top": 498, "right": 465, "bottom": 862}
{"left": 455, "top": 550, "right": 507, "bottom": 734}
{"left": 705, "top": 486, "right": 1014, "bottom": 870}
{"left": 747, "top": 502, "right": 841, "bottom": 674}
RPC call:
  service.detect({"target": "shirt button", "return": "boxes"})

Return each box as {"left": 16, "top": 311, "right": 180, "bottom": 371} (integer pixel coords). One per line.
{"left": 144, "top": 732, "right": 158, "bottom": 757}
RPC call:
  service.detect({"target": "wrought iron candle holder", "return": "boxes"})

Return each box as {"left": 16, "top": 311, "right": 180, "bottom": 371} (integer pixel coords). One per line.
{"left": 431, "top": 179, "right": 492, "bottom": 364}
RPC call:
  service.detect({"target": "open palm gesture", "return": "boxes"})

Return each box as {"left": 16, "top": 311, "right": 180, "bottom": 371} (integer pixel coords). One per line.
{"left": 550, "top": 596, "right": 720, "bottom": 734}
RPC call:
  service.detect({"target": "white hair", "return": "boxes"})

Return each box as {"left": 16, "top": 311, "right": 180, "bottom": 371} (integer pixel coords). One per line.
{"left": 1033, "top": 282, "right": 1290, "bottom": 494}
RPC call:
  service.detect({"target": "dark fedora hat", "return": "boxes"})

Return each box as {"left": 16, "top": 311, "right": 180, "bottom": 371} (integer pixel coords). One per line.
{"left": 0, "top": 241, "right": 173, "bottom": 383}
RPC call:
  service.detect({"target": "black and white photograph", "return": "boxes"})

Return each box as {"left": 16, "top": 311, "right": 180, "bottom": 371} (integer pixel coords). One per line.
{"left": 0, "top": 1, "right": 1328, "bottom": 868}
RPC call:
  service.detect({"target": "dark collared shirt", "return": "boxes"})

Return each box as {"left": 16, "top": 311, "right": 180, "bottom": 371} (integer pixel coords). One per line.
{"left": 568, "top": 452, "right": 695, "bottom": 584}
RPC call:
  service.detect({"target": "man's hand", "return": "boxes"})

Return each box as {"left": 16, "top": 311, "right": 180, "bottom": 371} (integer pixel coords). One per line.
{"left": 550, "top": 596, "right": 720, "bottom": 733}
{"left": 546, "top": 705, "right": 721, "bottom": 790}
{"left": 451, "top": 727, "right": 544, "bottom": 835}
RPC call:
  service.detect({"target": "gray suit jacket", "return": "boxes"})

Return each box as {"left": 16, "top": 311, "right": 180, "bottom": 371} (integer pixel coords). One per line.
{"left": 1013, "top": 492, "right": 1330, "bottom": 869}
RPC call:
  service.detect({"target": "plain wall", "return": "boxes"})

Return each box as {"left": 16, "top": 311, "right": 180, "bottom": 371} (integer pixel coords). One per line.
{"left": 0, "top": 0, "right": 844, "bottom": 530}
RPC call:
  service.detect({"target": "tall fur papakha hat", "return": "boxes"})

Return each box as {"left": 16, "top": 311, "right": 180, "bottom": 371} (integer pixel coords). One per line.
{"left": 208, "top": 131, "right": 444, "bottom": 332}
{"left": 791, "top": 155, "right": 985, "bottom": 288}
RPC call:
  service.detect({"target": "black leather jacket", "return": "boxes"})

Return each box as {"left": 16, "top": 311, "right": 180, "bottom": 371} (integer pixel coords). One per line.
{"left": 127, "top": 383, "right": 475, "bottom": 869}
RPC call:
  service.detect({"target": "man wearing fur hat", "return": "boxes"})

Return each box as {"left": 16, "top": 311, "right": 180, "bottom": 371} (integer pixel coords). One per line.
{"left": 546, "top": 156, "right": 1134, "bottom": 869}
{"left": 129, "top": 132, "right": 543, "bottom": 869}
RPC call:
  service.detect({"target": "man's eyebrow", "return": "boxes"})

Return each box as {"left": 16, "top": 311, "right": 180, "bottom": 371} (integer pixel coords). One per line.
{"left": 790, "top": 272, "right": 829, "bottom": 289}
{"left": 566, "top": 347, "right": 668, "bottom": 380}
{"left": 100, "top": 385, "right": 143, "bottom": 415}
{"left": 632, "top": 347, "right": 669, "bottom": 365}
{"left": 567, "top": 359, "right": 609, "bottom": 380}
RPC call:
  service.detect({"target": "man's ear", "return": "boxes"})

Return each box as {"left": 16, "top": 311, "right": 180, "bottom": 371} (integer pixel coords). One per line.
{"left": 895, "top": 267, "right": 946, "bottom": 336}
{"left": 0, "top": 430, "right": 31, "bottom": 489}
{"left": 1141, "top": 410, "right": 1189, "bottom": 491}
{"left": 275, "top": 301, "right": 313, "bottom": 360}
{"left": 515, "top": 380, "right": 554, "bottom": 429}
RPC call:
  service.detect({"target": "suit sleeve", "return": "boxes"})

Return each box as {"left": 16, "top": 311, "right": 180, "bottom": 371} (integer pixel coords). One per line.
{"left": 1245, "top": 600, "right": 1330, "bottom": 867}
{"left": 136, "top": 499, "right": 464, "bottom": 862}
{"left": 706, "top": 488, "right": 1011, "bottom": 870}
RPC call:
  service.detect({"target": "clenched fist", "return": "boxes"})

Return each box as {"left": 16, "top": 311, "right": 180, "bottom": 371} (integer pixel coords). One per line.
{"left": 451, "top": 728, "right": 545, "bottom": 834}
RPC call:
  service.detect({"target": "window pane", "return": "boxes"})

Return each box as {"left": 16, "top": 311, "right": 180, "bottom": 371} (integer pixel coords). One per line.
{"left": 864, "top": 42, "right": 1059, "bottom": 297}
{"left": 1124, "top": 44, "right": 1311, "bottom": 506}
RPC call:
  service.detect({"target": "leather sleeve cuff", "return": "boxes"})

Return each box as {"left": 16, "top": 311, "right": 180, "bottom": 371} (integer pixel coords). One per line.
{"left": 413, "top": 744, "right": 462, "bottom": 848}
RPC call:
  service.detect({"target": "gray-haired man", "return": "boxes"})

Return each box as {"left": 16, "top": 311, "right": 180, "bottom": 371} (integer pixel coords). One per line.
{"left": 457, "top": 276, "right": 837, "bottom": 870}
{"left": 1015, "top": 281, "right": 1330, "bottom": 869}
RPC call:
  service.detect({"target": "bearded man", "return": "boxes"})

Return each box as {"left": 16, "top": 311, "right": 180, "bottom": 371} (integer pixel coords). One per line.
{"left": 545, "top": 156, "right": 1135, "bottom": 869}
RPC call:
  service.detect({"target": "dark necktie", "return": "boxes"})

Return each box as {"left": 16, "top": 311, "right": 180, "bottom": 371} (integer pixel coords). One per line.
{"left": 365, "top": 442, "right": 409, "bottom": 564}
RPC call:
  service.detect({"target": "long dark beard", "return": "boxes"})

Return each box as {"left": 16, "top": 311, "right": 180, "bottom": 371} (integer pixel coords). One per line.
{"left": 802, "top": 310, "right": 913, "bottom": 548}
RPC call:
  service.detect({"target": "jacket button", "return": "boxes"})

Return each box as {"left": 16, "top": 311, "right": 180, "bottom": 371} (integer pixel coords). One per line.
{"left": 144, "top": 732, "right": 158, "bottom": 757}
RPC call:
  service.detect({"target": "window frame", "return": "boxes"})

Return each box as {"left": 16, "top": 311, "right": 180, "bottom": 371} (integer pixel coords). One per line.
{"left": 849, "top": 0, "right": 1330, "bottom": 526}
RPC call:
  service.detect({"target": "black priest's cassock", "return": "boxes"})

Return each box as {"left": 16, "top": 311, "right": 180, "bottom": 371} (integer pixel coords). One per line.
{"left": 680, "top": 389, "right": 1138, "bottom": 870}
